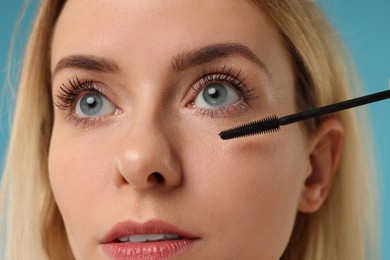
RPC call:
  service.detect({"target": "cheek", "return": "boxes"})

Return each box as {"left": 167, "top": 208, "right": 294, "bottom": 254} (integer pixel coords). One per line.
{"left": 49, "top": 135, "right": 105, "bottom": 211}
{"left": 48, "top": 128, "right": 111, "bottom": 256}
{"left": 185, "top": 127, "right": 309, "bottom": 257}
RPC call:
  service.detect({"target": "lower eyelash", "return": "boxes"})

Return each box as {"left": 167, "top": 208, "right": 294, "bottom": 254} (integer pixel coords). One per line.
{"left": 65, "top": 114, "right": 116, "bottom": 129}
{"left": 195, "top": 103, "right": 249, "bottom": 117}
{"left": 64, "top": 115, "right": 99, "bottom": 128}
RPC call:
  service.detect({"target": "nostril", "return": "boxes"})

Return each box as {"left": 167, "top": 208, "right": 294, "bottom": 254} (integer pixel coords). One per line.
{"left": 148, "top": 172, "right": 165, "bottom": 184}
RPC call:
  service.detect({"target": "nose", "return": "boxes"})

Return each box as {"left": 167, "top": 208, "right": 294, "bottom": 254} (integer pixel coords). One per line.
{"left": 113, "top": 120, "right": 182, "bottom": 192}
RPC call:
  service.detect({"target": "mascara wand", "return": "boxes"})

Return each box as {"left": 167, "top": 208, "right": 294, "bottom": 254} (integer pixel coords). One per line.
{"left": 219, "top": 89, "right": 390, "bottom": 140}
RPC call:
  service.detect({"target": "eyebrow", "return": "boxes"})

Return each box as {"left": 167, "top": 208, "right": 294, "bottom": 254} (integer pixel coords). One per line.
{"left": 52, "top": 55, "right": 121, "bottom": 77}
{"left": 52, "top": 43, "right": 268, "bottom": 77}
{"left": 172, "top": 43, "right": 269, "bottom": 74}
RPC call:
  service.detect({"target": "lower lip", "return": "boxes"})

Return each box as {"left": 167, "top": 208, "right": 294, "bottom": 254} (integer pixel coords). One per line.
{"left": 101, "top": 239, "right": 196, "bottom": 260}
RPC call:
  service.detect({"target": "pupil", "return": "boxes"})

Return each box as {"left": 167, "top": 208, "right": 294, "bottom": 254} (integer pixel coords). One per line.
{"left": 207, "top": 87, "right": 218, "bottom": 98}
{"left": 80, "top": 93, "right": 103, "bottom": 116}
{"left": 203, "top": 84, "right": 228, "bottom": 107}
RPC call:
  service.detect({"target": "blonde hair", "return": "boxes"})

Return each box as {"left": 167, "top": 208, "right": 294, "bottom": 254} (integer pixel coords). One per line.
{"left": 0, "top": 0, "right": 379, "bottom": 259}
{"left": 249, "top": 1, "right": 379, "bottom": 259}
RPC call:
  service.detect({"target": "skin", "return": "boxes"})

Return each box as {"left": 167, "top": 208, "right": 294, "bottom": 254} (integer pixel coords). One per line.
{"left": 49, "top": 0, "right": 344, "bottom": 259}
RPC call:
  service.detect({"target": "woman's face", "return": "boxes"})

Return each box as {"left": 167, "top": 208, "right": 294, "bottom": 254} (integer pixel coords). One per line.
{"left": 49, "top": 0, "right": 313, "bottom": 259}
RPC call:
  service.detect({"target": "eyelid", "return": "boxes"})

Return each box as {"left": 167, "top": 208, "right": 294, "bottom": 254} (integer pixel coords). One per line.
{"left": 192, "top": 67, "right": 243, "bottom": 90}
{"left": 54, "top": 76, "right": 120, "bottom": 111}
{"left": 192, "top": 66, "right": 255, "bottom": 99}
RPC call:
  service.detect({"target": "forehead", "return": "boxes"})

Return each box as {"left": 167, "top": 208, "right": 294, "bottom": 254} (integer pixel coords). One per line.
{"left": 51, "top": 0, "right": 282, "bottom": 70}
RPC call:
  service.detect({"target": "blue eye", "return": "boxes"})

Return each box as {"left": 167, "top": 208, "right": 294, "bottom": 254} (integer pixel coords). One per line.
{"left": 75, "top": 92, "right": 116, "bottom": 118}
{"left": 194, "top": 83, "right": 241, "bottom": 109}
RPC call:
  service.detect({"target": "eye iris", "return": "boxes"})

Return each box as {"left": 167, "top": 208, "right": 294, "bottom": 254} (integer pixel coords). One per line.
{"left": 79, "top": 93, "right": 103, "bottom": 116}
{"left": 203, "top": 84, "right": 228, "bottom": 106}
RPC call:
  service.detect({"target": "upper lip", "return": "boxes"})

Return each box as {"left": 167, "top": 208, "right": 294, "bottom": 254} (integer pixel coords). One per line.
{"left": 101, "top": 219, "right": 199, "bottom": 243}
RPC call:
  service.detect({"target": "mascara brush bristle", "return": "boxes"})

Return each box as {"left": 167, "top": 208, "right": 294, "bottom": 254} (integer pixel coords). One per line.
{"left": 219, "top": 115, "right": 280, "bottom": 140}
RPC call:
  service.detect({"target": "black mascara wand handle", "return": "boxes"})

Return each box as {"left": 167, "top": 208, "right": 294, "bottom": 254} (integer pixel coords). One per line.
{"left": 219, "top": 88, "right": 390, "bottom": 140}
{"left": 279, "top": 89, "right": 390, "bottom": 126}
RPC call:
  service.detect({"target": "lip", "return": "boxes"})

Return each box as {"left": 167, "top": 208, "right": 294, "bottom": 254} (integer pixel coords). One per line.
{"left": 100, "top": 219, "right": 200, "bottom": 260}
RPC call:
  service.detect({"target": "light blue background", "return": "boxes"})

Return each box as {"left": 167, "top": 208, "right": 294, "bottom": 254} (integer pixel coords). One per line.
{"left": 0, "top": 0, "right": 389, "bottom": 258}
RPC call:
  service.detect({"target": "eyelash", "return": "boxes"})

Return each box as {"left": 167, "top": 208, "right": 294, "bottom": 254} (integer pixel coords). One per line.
{"left": 53, "top": 66, "right": 257, "bottom": 126}
{"left": 54, "top": 76, "right": 101, "bottom": 110}
{"left": 191, "top": 66, "right": 257, "bottom": 117}
{"left": 54, "top": 76, "right": 112, "bottom": 127}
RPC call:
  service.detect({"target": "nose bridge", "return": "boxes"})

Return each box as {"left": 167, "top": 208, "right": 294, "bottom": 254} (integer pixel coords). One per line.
{"left": 114, "top": 107, "right": 182, "bottom": 191}
{"left": 126, "top": 114, "right": 170, "bottom": 159}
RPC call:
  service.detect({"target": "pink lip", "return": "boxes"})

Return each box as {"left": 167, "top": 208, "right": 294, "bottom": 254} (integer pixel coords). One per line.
{"left": 100, "top": 219, "right": 200, "bottom": 260}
